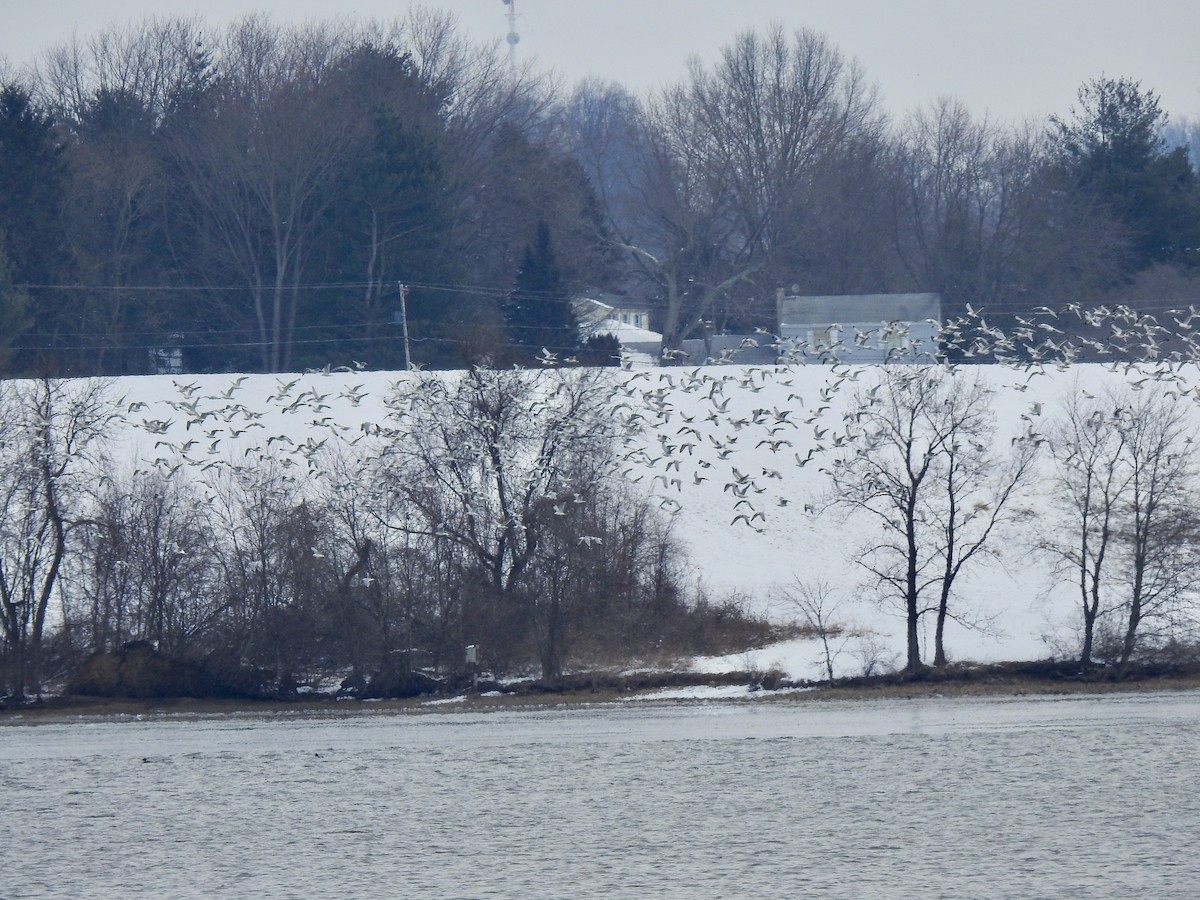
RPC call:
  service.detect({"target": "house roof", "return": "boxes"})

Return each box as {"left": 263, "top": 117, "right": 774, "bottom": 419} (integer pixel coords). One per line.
{"left": 780, "top": 292, "right": 941, "bottom": 326}
{"left": 573, "top": 292, "right": 650, "bottom": 312}
{"left": 574, "top": 296, "right": 614, "bottom": 314}
{"left": 584, "top": 318, "right": 662, "bottom": 343}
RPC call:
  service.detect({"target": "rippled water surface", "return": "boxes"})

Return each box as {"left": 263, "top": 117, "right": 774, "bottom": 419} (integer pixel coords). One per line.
{"left": 3, "top": 692, "right": 1199, "bottom": 898}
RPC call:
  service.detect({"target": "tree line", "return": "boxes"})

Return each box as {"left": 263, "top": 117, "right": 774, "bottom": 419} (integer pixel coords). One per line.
{"left": 5, "top": 337, "right": 1200, "bottom": 701}
{"left": 1, "top": 14, "right": 1198, "bottom": 377}
{"left": 812, "top": 362, "right": 1200, "bottom": 676}
{"left": 0, "top": 368, "right": 783, "bottom": 702}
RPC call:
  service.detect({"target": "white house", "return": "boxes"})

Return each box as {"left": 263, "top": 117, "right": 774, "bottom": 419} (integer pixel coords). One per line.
{"left": 572, "top": 293, "right": 652, "bottom": 332}
{"left": 573, "top": 293, "right": 662, "bottom": 363}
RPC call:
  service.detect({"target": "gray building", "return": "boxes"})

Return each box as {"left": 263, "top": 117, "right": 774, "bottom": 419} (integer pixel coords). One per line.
{"left": 679, "top": 333, "right": 779, "bottom": 365}
{"left": 777, "top": 292, "right": 942, "bottom": 363}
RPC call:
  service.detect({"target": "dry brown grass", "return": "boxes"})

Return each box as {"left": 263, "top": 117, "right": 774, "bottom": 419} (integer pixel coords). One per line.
{"left": 5, "top": 667, "right": 1200, "bottom": 725}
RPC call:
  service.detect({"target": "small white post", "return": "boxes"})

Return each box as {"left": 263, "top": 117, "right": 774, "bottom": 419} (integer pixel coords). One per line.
{"left": 465, "top": 644, "right": 478, "bottom": 691}
{"left": 398, "top": 281, "right": 412, "bottom": 370}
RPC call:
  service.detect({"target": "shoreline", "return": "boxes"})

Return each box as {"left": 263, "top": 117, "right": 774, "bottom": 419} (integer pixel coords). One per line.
{"left": 5, "top": 670, "right": 1200, "bottom": 724}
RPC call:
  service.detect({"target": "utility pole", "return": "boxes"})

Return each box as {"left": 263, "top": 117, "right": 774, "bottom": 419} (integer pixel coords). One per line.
{"left": 398, "top": 282, "right": 412, "bottom": 370}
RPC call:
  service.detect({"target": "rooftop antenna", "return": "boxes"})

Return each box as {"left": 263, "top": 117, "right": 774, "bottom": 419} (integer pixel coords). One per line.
{"left": 502, "top": 0, "right": 520, "bottom": 74}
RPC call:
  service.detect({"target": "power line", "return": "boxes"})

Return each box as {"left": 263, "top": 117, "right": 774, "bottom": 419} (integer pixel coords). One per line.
{"left": 17, "top": 277, "right": 604, "bottom": 304}
{"left": 5, "top": 333, "right": 460, "bottom": 354}
{"left": 5, "top": 320, "right": 616, "bottom": 355}
{"left": 10, "top": 317, "right": 609, "bottom": 344}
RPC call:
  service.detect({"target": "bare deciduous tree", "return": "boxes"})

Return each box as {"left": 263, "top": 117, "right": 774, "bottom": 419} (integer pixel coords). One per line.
{"left": 202, "top": 457, "right": 308, "bottom": 673}
{"left": 167, "top": 17, "right": 362, "bottom": 372}
{"left": 68, "top": 468, "right": 221, "bottom": 657}
{"left": 891, "top": 98, "right": 1006, "bottom": 308}
{"left": 0, "top": 378, "right": 116, "bottom": 699}
{"left": 1111, "top": 389, "right": 1200, "bottom": 669}
{"left": 930, "top": 402, "right": 1038, "bottom": 665}
{"left": 889, "top": 99, "right": 1128, "bottom": 324}
{"left": 775, "top": 577, "right": 849, "bottom": 684}
{"left": 619, "top": 25, "right": 883, "bottom": 352}
{"left": 827, "top": 366, "right": 1033, "bottom": 672}
{"left": 1044, "top": 389, "right": 1131, "bottom": 667}
{"left": 373, "top": 366, "right": 618, "bottom": 677}
{"left": 1045, "top": 386, "right": 1200, "bottom": 669}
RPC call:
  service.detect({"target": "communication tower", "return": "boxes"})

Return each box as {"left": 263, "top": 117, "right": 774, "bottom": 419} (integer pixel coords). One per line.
{"left": 501, "top": 0, "right": 520, "bottom": 73}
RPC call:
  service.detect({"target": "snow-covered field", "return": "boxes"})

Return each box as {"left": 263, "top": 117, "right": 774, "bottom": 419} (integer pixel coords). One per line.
{"left": 88, "top": 357, "right": 1188, "bottom": 682}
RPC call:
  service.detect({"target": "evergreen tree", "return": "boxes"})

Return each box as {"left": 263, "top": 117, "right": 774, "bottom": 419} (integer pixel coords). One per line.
{"left": 0, "top": 83, "right": 70, "bottom": 373}
{"left": 0, "top": 232, "right": 32, "bottom": 370}
{"left": 67, "top": 85, "right": 169, "bottom": 375}
{"left": 1050, "top": 76, "right": 1200, "bottom": 271}
{"left": 0, "top": 84, "right": 66, "bottom": 285}
{"left": 505, "top": 220, "right": 580, "bottom": 365}
{"left": 310, "top": 43, "right": 460, "bottom": 370}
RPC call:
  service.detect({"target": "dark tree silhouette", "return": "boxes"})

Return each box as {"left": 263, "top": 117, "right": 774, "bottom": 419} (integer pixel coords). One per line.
{"left": 504, "top": 220, "right": 580, "bottom": 364}
{"left": 1050, "top": 76, "right": 1200, "bottom": 271}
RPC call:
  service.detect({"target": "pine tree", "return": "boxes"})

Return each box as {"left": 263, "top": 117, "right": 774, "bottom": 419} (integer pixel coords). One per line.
{"left": 1050, "top": 77, "right": 1200, "bottom": 271}
{"left": 0, "top": 231, "right": 32, "bottom": 371}
{"left": 0, "top": 84, "right": 66, "bottom": 284}
{"left": 0, "top": 83, "right": 70, "bottom": 374}
{"left": 505, "top": 220, "right": 580, "bottom": 365}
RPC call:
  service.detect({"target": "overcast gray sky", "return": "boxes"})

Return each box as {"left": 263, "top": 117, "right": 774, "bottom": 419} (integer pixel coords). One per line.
{"left": 3, "top": 0, "right": 1198, "bottom": 123}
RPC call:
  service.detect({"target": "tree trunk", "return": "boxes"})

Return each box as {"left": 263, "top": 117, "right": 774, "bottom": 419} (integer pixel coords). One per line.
{"left": 1080, "top": 614, "right": 1096, "bottom": 668}
{"left": 905, "top": 600, "right": 922, "bottom": 673}
{"left": 933, "top": 597, "right": 949, "bottom": 668}
{"left": 904, "top": 497, "right": 923, "bottom": 673}
{"left": 1080, "top": 581, "right": 1102, "bottom": 668}
{"left": 1119, "top": 603, "right": 1141, "bottom": 673}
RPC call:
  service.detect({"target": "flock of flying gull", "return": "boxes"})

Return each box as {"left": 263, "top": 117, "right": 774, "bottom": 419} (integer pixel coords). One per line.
{"left": 117, "top": 301, "right": 1200, "bottom": 538}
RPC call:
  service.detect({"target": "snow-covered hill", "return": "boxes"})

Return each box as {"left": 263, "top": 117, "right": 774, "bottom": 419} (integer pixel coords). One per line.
{"left": 88, "top": 358, "right": 1191, "bottom": 680}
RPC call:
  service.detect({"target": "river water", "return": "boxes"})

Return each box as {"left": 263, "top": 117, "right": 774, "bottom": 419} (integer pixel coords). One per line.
{"left": 3, "top": 691, "right": 1198, "bottom": 899}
